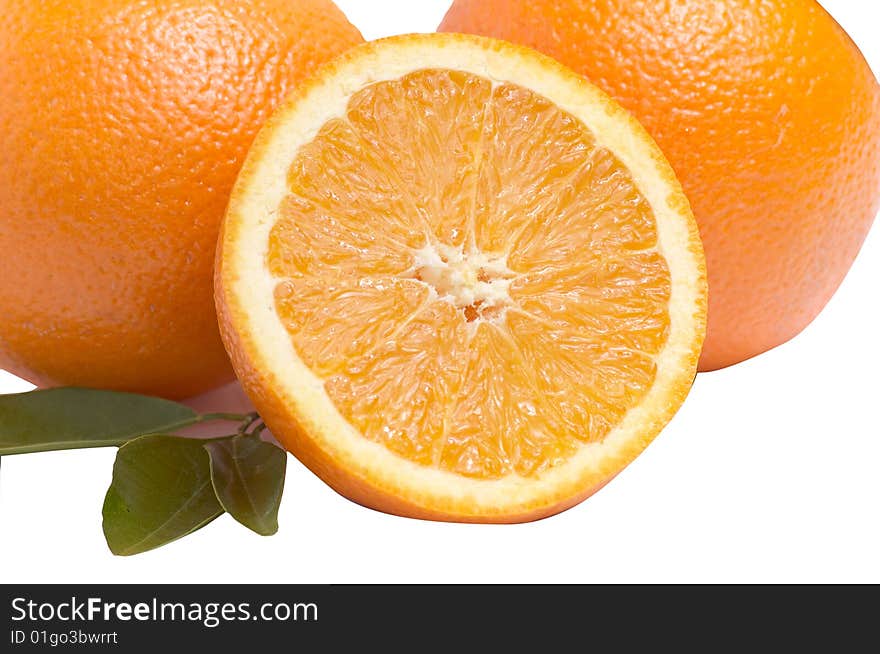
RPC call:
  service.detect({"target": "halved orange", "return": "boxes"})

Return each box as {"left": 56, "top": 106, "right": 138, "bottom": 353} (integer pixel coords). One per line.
{"left": 216, "top": 34, "right": 707, "bottom": 523}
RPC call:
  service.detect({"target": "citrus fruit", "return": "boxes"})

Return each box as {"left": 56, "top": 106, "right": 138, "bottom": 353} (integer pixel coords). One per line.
{"left": 0, "top": 0, "right": 363, "bottom": 399}
{"left": 440, "top": 0, "right": 880, "bottom": 371}
{"left": 216, "top": 34, "right": 707, "bottom": 522}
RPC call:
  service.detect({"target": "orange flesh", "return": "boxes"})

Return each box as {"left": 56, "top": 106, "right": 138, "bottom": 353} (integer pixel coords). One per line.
{"left": 267, "top": 69, "right": 672, "bottom": 480}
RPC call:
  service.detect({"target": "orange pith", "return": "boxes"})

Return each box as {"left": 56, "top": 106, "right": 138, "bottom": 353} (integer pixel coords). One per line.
{"left": 266, "top": 69, "right": 671, "bottom": 480}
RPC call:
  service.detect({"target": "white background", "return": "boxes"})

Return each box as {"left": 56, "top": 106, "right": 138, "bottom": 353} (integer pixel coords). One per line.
{"left": 1, "top": 0, "right": 878, "bottom": 584}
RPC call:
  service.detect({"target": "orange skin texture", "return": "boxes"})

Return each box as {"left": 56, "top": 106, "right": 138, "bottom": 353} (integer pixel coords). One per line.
{"left": 0, "top": 0, "right": 363, "bottom": 399}
{"left": 441, "top": 0, "right": 880, "bottom": 370}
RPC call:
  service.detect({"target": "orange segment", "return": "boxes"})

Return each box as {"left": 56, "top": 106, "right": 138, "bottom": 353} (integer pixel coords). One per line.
{"left": 325, "top": 301, "right": 470, "bottom": 468}
{"left": 510, "top": 251, "right": 673, "bottom": 352}
{"left": 474, "top": 83, "right": 598, "bottom": 255}
{"left": 217, "top": 34, "right": 707, "bottom": 523}
{"left": 509, "top": 147, "right": 661, "bottom": 270}
{"left": 506, "top": 310, "right": 659, "bottom": 444}
{"left": 273, "top": 277, "right": 429, "bottom": 378}
{"left": 284, "top": 118, "right": 427, "bottom": 253}
{"left": 268, "top": 195, "right": 414, "bottom": 279}
{"left": 444, "top": 322, "right": 580, "bottom": 479}
{"left": 347, "top": 70, "right": 492, "bottom": 247}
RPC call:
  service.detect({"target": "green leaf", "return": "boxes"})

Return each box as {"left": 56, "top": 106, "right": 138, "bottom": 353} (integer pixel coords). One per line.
{"left": 205, "top": 435, "right": 287, "bottom": 536}
{"left": 0, "top": 388, "right": 199, "bottom": 455}
{"left": 103, "top": 435, "right": 224, "bottom": 556}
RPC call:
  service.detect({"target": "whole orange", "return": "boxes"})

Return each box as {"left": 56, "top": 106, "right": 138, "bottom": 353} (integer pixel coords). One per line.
{"left": 0, "top": 0, "right": 362, "bottom": 398}
{"left": 441, "top": 0, "right": 880, "bottom": 370}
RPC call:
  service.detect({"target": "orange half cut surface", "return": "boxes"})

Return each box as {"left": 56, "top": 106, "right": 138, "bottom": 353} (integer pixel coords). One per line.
{"left": 216, "top": 34, "right": 707, "bottom": 522}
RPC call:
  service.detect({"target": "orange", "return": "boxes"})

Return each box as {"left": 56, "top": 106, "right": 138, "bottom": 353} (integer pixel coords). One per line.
{"left": 441, "top": 0, "right": 880, "bottom": 370}
{"left": 0, "top": 0, "right": 363, "bottom": 399}
{"left": 216, "top": 34, "right": 707, "bottom": 522}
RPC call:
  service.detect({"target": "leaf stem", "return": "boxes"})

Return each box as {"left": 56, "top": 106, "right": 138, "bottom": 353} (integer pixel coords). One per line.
{"left": 237, "top": 414, "right": 263, "bottom": 435}
{"left": 199, "top": 412, "right": 256, "bottom": 424}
